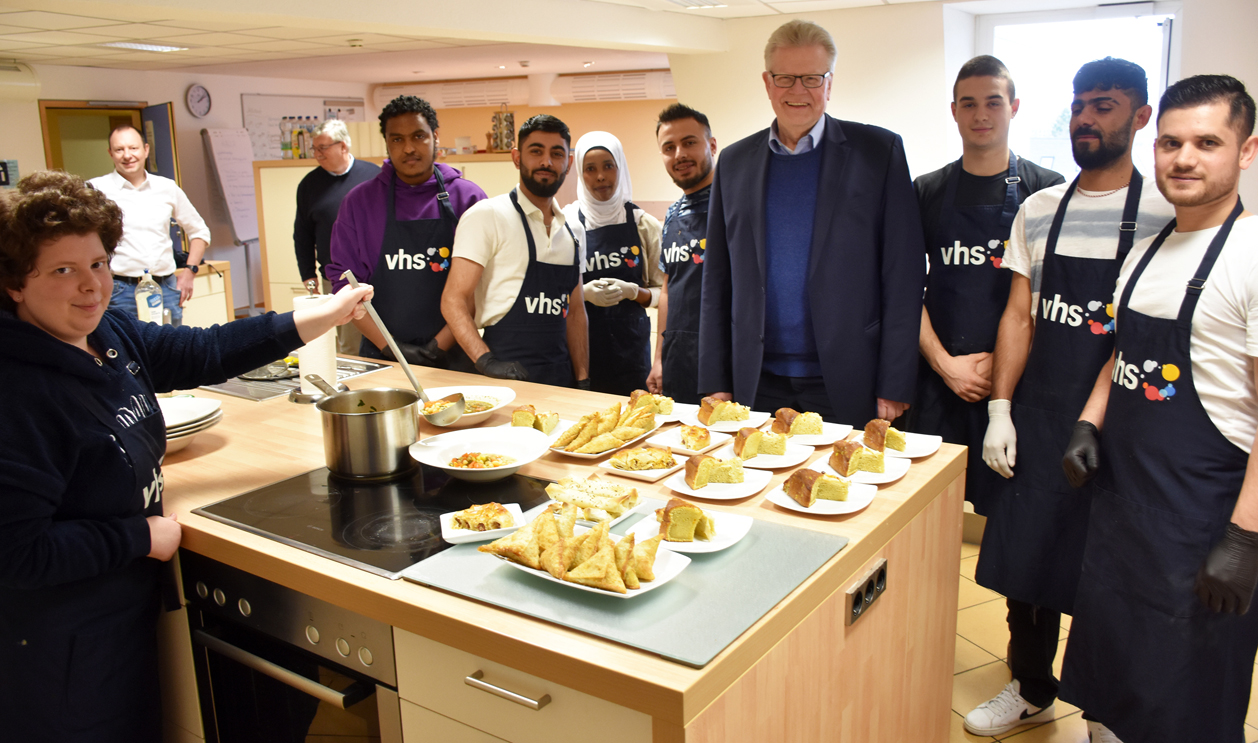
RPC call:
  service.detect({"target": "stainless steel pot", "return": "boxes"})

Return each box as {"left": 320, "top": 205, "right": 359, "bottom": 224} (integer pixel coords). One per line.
{"left": 314, "top": 387, "right": 420, "bottom": 479}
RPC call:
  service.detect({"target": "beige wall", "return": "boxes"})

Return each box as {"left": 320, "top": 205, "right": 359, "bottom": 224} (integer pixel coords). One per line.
{"left": 667, "top": 2, "right": 955, "bottom": 179}
{"left": 1178, "top": 0, "right": 1258, "bottom": 208}
{"left": 428, "top": 99, "right": 679, "bottom": 205}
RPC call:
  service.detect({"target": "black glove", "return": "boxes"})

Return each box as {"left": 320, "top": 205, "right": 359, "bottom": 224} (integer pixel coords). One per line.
{"left": 474, "top": 351, "right": 528, "bottom": 381}
{"left": 382, "top": 339, "right": 448, "bottom": 369}
{"left": 1061, "top": 420, "right": 1100, "bottom": 488}
{"left": 1195, "top": 523, "right": 1258, "bottom": 614}
{"left": 575, "top": 378, "right": 591, "bottom": 391}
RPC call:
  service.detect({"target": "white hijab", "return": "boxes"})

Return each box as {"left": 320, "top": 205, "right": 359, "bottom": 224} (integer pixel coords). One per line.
{"left": 572, "top": 131, "right": 633, "bottom": 231}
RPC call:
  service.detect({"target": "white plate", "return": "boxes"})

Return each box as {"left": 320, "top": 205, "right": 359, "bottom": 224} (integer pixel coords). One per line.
{"left": 409, "top": 427, "right": 551, "bottom": 482}
{"left": 158, "top": 396, "right": 221, "bottom": 429}
{"left": 778, "top": 421, "right": 853, "bottom": 447}
{"left": 625, "top": 508, "right": 754, "bottom": 554}
{"left": 709, "top": 441, "right": 814, "bottom": 470}
{"left": 764, "top": 477, "right": 878, "bottom": 515}
{"left": 531, "top": 495, "right": 663, "bottom": 530}
{"left": 818, "top": 456, "right": 910, "bottom": 485}
{"left": 165, "top": 408, "right": 223, "bottom": 436}
{"left": 548, "top": 420, "right": 663, "bottom": 460}
{"left": 863, "top": 430, "right": 943, "bottom": 459}
{"left": 645, "top": 427, "right": 731, "bottom": 456}
{"left": 421, "top": 385, "right": 517, "bottom": 427}
{"left": 496, "top": 419, "right": 576, "bottom": 446}
{"left": 678, "top": 409, "right": 771, "bottom": 434}
{"left": 166, "top": 413, "right": 222, "bottom": 442}
{"left": 490, "top": 526, "right": 690, "bottom": 599}
{"left": 439, "top": 503, "right": 526, "bottom": 544}
{"left": 596, "top": 456, "right": 684, "bottom": 483}
{"left": 662, "top": 467, "right": 774, "bottom": 500}
{"left": 657, "top": 402, "right": 698, "bottom": 424}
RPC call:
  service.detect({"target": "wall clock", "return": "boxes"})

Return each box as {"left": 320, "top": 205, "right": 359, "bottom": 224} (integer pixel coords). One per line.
{"left": 186, "top": 84, "right": 211, "bottom": 118}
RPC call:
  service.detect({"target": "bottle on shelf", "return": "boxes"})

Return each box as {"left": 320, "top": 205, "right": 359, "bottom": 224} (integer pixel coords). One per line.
{"left": 281, "top": 117, "right": 293, "bottom": 160}
{"left": 294, "top": 121, "right": 307, "bottom": 160}
{"left": 135, "top": 270, "right": 164, "bottom": 324}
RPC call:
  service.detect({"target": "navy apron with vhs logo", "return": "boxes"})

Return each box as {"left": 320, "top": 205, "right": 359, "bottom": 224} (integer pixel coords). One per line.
{"left": 358, "top": 167, "right": 456, "bottom": 360}
{"left": 1061, "top": 202, "right": 1258, "bottom": 743}
{"left": 915, "top": 152, "right": 1022, "bottom": 516}
{"left": 580, "top": 203, "right": 651, "bottom": 395}
{"left": 660, "top": 192, "right": 708, "bottom": 404}
{"left": 480, "top": 189, "right": 579, "bottom": 387}
{"left": 975, "top": 169, "right": 1143, "bottom": 614}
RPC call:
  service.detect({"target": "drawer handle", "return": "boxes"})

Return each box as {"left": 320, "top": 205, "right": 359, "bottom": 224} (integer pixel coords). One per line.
{"left": 464, "top": 670, "right": 551, "bottom": 710}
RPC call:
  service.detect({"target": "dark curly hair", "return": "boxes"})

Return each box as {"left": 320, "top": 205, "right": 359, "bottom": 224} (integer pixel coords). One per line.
{"left": 379, "top": 95, "right": 439, "bottom": 138}
{"left": 0, "top": 170, "right": 123, "bottom": 313}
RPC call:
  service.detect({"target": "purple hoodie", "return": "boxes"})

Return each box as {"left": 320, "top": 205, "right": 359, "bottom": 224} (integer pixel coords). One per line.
{"left": 327, "top": 161, "right": 487, "bottom": 290}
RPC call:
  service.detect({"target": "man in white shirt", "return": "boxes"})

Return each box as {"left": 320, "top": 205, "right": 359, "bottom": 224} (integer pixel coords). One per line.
{"left": 441, "top": 115, "right": 590, "bottom": 388}
{"left": 89, "top": 125, "right": 210, "bottom": 325}
{"left": 1061, "top": 73, "right": 1258, "bottom": 743}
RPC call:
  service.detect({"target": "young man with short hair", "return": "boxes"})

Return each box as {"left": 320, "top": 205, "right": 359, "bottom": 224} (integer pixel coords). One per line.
{"left": 328, "top": 95, "right": 485, "bottom": 366}
{"left": 1061, "top": 74, "right": 1258, "bottom": 743}
{"left": 647, "top": 103, "right": 718, "bottom": 403}
{"left": 912, "top": 55, "right": 1065, "bottom": 518}
{"left": 441, "top": 115, "right": 590, "bottom": 388}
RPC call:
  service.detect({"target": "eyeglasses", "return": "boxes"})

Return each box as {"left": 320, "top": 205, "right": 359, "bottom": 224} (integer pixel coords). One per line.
{"left": 768, "top": 72, "right": 832, "bottom": 89}
{"left": 313, "top": 143, "right": 343, "bottom": 154}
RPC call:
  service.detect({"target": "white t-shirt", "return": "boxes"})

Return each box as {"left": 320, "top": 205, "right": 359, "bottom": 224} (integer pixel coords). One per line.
{"left": 87, "top": 170, "right": 211, "bottom": 277}
{"left": 1111, "top": 215, "right": 1258, "bottom": 453}
{"left": 451, "top": 187, "right": 581, "bottom": 328}
{"left": 1003, "top": 176, "right": 1175, "bottom": 315}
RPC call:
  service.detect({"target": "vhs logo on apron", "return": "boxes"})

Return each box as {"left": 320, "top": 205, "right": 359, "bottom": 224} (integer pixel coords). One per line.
{"left": 383, "top": 246, "right": 451, "bottom": 273}
{"left": 1112, "top": 351, "right": 1179, "bottom": 401}
{"left": 663, "top": 237, "right": 705, "bottom": 265}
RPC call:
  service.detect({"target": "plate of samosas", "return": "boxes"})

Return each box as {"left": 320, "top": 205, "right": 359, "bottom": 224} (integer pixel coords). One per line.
{"left": 478, "top": 502, "right": 688, "bottom": 597}
{"left": 549, "top": 400, "right": 661, "bottom": 458}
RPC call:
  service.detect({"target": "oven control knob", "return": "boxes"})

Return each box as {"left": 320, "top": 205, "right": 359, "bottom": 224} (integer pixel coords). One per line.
{"left": 358, "top": 647, "right": 374, "bottom": 666}
{"left": 237, "top": 599, "right": 252, "bottom": 617}
{"left": 336, "top": 638, "right": 350, "bottom": 657}
{"left": 212, "top": 588, "right": 226, "bottom": 606}
{"left": 195, "top": 581, "right": 208, "bottom": 599}
{"left": 305, "top": 625, "right": 320, "bottom": 644}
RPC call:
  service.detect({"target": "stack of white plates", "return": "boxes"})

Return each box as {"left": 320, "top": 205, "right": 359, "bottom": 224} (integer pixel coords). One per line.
{"left": 159, "top": 397, "right": 223, "bottom": 454}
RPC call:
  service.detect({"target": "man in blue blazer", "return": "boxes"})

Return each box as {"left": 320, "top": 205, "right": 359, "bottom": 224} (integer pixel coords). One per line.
{"left": 698, "top": 19, "right": 926, "bottom": 424}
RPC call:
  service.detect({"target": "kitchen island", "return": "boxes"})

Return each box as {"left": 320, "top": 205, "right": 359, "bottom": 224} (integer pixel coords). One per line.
{"left": 163, "top": 365, "right": 965, "bottom": 743}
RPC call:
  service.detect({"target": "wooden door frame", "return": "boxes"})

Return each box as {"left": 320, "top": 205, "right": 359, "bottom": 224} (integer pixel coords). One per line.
{"left": 38, "top": 99, "right": 147, "bottom": 170}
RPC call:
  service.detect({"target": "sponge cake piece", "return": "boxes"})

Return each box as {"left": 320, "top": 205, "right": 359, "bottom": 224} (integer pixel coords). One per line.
{"left": 830, "top": 439, "right": 884, "bottom": 475}
{"left": 772, "top": 408, "right": 824, "bottom": 436}
{"left": 698, "top": 396, "right": 750, "bottom": 425}
{"left": 783, "top": 468, "right": 849, "bottom": 507}
{"left": 684, "top": 454, "right": 745, "bottom": 489}
{"left": 732, "top": 427, "right": 763, "bottom": 459}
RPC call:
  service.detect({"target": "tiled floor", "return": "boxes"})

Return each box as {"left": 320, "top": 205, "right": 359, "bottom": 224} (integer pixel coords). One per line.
{"left": 950, "top": 541, "right": 1258, "bottom": 742}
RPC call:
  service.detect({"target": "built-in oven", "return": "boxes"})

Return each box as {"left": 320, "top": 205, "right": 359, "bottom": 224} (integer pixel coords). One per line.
{"left": 181, "top": 551, "right": 401, "bottom": 743}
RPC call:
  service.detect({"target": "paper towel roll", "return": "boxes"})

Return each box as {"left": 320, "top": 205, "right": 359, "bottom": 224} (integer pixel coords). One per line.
{"left": 292, "top": 294, "right": 338, "bottom": 395}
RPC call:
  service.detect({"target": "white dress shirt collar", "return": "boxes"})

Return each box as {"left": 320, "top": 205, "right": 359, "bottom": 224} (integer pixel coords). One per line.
{"left": 769, "top": 116, "right": 827, "bottom": 156}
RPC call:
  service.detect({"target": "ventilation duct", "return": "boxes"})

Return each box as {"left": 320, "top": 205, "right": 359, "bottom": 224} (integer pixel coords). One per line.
{"left": 0, "top": 62, "right": 40, "bottom": 101}
{"left": 373, "top": 70, "right": 676, "bottom": 110}
{"left": 551, "top": 71, "right": 675, "bottom": 103}
{"left": 372, "top": 78, "right": 529, "bottom": 110}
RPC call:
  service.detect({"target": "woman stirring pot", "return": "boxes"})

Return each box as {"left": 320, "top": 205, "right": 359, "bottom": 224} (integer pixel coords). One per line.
{"left": 0, "top": 171, "right": 372, "bottom": 742}
{"left": 563, "top": 132, "right": 663, "bottom": 395}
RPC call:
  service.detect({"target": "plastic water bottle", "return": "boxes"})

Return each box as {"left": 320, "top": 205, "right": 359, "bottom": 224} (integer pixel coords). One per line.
{"left": 135, "top": 270, "right": 164, "bottom": 324}
{"left": 281, "top": 117, "right": 293, "bottom": 160}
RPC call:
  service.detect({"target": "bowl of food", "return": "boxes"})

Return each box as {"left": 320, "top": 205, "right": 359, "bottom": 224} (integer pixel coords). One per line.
{"left": 409, "top": 426, "right": 550, "bottom": 482}
{"left": 420, "top": 385, "right": 516, "bottom": 427}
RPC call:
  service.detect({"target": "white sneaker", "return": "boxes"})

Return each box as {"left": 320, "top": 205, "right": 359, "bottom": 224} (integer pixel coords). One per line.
{"left": 963, "top": 679, "right": 1056, "bottom": 736}
{"left": 1087, "top": 720, "right": 1124, "bottom": 742}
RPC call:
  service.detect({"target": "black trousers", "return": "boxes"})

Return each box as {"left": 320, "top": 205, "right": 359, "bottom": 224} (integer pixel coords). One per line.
{"left": 753, "top": 370, "right": 837, "bottom": 422}
{"left": 1007, "top": 597, "right": 1061, "bottom": 709}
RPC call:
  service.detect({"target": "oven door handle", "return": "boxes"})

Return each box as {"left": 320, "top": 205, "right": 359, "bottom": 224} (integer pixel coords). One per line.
{"left": 192, "top": 629, "right": 373, "bottom": 709}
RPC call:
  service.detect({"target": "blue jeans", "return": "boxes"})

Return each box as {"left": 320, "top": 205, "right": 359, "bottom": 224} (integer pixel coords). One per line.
{"left": 111, "top": 274, "right": 183, "bottom": 325}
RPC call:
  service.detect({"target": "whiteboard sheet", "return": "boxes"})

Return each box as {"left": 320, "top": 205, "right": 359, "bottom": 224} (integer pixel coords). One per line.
{"left": 201, "top": 128, "right": 259, "bottom": 244}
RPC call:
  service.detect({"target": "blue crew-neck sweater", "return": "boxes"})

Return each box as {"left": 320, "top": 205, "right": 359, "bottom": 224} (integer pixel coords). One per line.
{"left": 762, "top": 145, "right": 823, "bottom": 377}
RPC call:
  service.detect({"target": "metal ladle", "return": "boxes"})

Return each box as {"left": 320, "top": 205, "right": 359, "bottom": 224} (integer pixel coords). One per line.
{"left": 341, "top": 270, "right": 465, "bottom": 426}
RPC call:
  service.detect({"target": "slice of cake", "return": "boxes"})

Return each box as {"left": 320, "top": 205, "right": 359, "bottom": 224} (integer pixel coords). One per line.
{"left": 533, "top": 411, "right": 560, "bottom": 435}
{"left": 864, "top": 419, "right": 889, "bottom": 452}
{"left": 684, "top": 454, "right": 745, "bottom": 489}
{"left": 759, "top": 431, "right": 788, "bottom": 455}
{"left": 711, "top": 457, "right": 744, "bottom": 484}
{"left": 679, "top": 425, "right": 710, "bottom": 451}
{"left": 783, "top": 469, "right": 850, "bottom": 508}
{"left": 772, "top": 408, "right": 825, "bottom": 436}
{"left": 732, "top": 427, "right": 764, "bottom": 459}
{"left": 698, "top": 396, "right": 751, "bottom": 425}
{"left": 656, "top": 497, "right": 709, "bottom": 541}
{"left": 830, "top": 439, "right": 885, "bottom": 476}
{"left": 886, "top": 426, "right": 907, "bottom": 452}
{"left": 511, "top": 404, "right": 536, "bottom": 428}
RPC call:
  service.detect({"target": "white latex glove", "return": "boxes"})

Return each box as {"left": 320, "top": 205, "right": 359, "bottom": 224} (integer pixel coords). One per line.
{"left": 603, "top": 278, "right": 640, "bottom": 304}
{"left": 583, "top": 279, "right": 620, "bottom": 308}
{"left": 983, "top": 399, "right": 1017, "bottom": 479}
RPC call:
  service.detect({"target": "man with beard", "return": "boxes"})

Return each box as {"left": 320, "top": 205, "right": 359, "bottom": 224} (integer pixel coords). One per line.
{"left": 646, "top": 103, "right": 718, "bottom": 403}
{"left": 963, "top": 57, "right": 1175, "bottom": 738}
{"left": 328, "top": 96, "right": 485, "bottom": 366}
{"left": 1060, "top": 74, "right": 1258, "bottom": 743}
{"left": 442, "top": 114, "right": 590, "bottom": 387}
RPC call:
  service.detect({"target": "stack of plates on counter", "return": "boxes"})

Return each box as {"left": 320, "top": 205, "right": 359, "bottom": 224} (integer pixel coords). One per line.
{"left": 160, "top": 397, "right": 223, "bottom": 454}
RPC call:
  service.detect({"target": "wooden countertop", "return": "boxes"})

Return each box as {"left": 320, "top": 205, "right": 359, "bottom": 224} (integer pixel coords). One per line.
{"left": 164, "top": 364, "right": 965, "bottom": 727}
